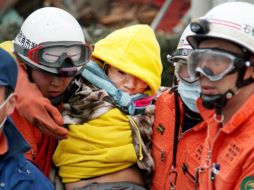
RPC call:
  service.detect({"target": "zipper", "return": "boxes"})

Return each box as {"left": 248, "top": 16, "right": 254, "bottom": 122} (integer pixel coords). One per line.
{"left": 205, "top": 124, "right": 221, "bottom": 190}
{"left": 206, "top": 126, "right": 221, "bottom": 168}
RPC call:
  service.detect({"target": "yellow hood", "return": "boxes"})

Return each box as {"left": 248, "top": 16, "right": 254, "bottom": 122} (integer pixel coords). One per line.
{"left": 93, "top": 24, "right": 162, "bottom": 95}
{"left": 0, "top": 41, "right": 18, "bottom": 62}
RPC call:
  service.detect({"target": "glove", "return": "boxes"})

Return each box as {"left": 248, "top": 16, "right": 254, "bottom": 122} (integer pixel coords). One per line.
{"left": 15, "top": 64, "right": 68, "bottom": 139}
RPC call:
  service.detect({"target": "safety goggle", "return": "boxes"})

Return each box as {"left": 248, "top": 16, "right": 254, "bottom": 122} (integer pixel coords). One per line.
{"left": 167, "top": 49, "right": 197, "bottom": 84}
{"left": 14, "top": 41, "right": 92, "bottom": 68}
{"left": 174, "top": 59, "right": 198, "bottom": 83}
{"left": 188, "top": 49, "right": 246, "bottom": 81}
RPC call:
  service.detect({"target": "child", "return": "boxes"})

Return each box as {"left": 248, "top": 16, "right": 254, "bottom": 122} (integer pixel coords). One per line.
{"left": 53, "top": 24, "right": 162, "bottom": 190}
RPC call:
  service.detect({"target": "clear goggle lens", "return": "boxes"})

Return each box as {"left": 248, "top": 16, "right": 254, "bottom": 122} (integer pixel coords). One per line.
{"left": 174, "top": 59, "right": 198, "bottom": 83}
{"left": 167, "top": 48, "right": 196, "bottom": 83}
{"left": 42, "top": 46, "right": 82, "bottom": 63}
{"left": 188, "top": 49, "right": 244, "bottom": 81}
{"left": 15, "top": 41, "right": 92, "bottom": 68}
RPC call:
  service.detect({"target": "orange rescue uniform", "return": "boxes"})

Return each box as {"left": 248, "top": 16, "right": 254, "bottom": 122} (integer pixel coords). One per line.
{"left": 151, "top": 90, "right": 209, "bottom": 190}
{"left": 197, "top": 94, "right": 254, "bottom": 190}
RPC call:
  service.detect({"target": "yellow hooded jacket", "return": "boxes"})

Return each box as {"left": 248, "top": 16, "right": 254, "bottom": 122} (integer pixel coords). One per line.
{"left": 53, "top": 24, "right": 162, "bottom": 183}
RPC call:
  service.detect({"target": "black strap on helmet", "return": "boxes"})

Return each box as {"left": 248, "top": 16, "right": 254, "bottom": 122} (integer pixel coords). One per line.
{"left": 236, "top": 66, "right": 254, "bottom": 88}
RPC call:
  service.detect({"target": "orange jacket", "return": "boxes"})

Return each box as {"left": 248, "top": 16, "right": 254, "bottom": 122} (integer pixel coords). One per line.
{"left": 197, "top": 94, "right": 254, "bottom": 190}
{"left": 10, "top": 63, "right": 57, "bottom": 177}
{"left": 11, "top": 110, "right": 56, "bottom": 177}
{"left": 151, "top": 90, "right": 208, "bottom": 190}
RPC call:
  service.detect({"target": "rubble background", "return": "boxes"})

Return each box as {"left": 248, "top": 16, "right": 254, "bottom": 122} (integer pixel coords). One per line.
{"left": 0, "top": 0, "right": 191, "bottom": 86}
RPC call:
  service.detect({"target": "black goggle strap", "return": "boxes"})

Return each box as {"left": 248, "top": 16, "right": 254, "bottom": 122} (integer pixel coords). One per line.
{"left": 236, "top": 66, "right": 254, "bottom": 88}
{"left": 235, "top": 51, "right": 254, "bottom": 88}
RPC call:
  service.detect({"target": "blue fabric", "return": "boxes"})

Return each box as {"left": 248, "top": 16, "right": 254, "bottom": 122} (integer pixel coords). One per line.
{"left": 0, "top": 117, "right": 54, "bottom": 190}
{"left": 82, "top": 60, "right": 147, "bottom": 115}
{"left": 0, "top": 48, "right": 18, "bottom": 89}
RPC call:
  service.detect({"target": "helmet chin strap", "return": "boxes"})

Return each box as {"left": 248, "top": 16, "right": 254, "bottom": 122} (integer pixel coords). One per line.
{"left": 201, "top": 89, "right": 238, "bottom": 128}
{"left": 201, "top": 88, "right": 237, "bottom": 126}
{"left": 201, "top": 65, "right": 254, "bottom": 126}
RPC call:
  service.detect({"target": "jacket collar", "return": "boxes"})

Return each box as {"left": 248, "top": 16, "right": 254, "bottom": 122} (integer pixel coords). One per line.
{"left": 0, "top": 117, "right": 30, "bottom": 160}
{"left": 197, "top": 94, "right": 254, "bottom": 134}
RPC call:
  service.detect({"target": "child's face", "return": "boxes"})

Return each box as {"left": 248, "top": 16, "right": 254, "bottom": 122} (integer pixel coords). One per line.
{"left": 107, "top": 66, "right": 148, "bottom": 95}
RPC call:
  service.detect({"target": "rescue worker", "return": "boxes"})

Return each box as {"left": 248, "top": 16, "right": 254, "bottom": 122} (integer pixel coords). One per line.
{"left": 0, "top": 7, "right": 92, "bottom": 177}
{"left": 187, "top": 2, "right": 254, "bottom": 189}
{"left": 0, "top": 47, "right": 54, "bottom": 190}
{"left": 151, "top": 24, "right": 206, "bottom": 190}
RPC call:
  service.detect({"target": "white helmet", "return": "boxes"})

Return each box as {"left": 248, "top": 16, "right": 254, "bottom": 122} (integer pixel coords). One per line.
{"left": 14, "top": 7, "right": 91, "bottom": 76}
{"left": 187, "top": 2, "right": 254, "bottom": 54}
{"left": 169, "top": 24, "right": 197, "bottom": 83}
{"left": 187, "top": 2, "right": 254, "bottom": 112}
{"left": 171, "top": 24, "right": 193, "bottom": 62}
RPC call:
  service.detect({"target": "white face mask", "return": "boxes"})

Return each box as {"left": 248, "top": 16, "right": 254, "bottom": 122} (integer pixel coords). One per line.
{"left": 178, "top": 81, "right": 201, "bottom": 113}
{"left": 0, "top": 94, "right": 13, "bottom": 130}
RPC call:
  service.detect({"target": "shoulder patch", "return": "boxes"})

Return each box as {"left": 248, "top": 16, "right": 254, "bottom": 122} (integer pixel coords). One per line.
{"left": 241, "top": 176, "right": 254, "bottom": 190}
{"left": 156, "top": 124, "right": 165, "bottom": 135}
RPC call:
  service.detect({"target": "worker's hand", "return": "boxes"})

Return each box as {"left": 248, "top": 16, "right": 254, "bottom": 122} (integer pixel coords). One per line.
{"left": 15, "top": 65, "right": 68, "bottom": 139}
{"left": 24, "top": 97, "right": 68, "bottom": 139}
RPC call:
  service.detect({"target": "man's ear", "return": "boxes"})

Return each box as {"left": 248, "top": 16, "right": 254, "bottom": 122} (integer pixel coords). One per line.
{"left": 7, "top": 93, "right": 17, "bottom": 115}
